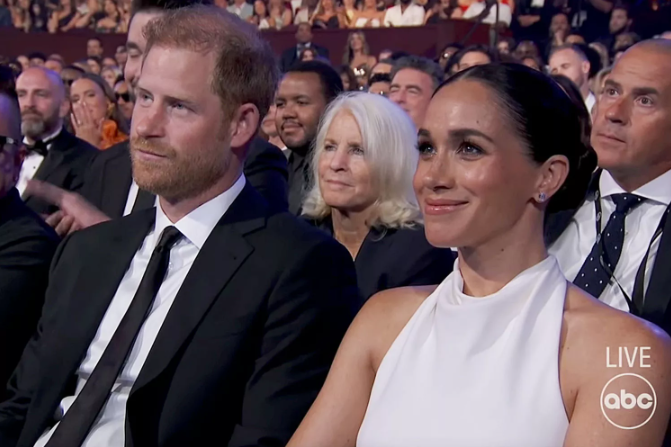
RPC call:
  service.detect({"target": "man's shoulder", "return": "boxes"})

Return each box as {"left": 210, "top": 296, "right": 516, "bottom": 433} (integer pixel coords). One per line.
{"left": 260, "top": 211, "right": 345, "bottom": 256}
{"left": 0, "top": 195, "right": 59, "bottom": 252}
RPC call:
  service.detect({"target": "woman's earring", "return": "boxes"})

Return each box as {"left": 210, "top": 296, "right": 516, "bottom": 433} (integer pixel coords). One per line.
{"left": 538, "top": 192, "right": 547, "bottom": 203}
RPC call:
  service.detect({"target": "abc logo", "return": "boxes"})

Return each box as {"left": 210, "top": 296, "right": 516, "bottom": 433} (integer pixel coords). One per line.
{"left": 600, "top": 373, "right": 657, "bottom": 430}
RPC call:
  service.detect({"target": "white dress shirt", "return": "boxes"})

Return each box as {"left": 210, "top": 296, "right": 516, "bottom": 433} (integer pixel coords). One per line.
{"left": 585, "top": 92, "right": 596, "bottom": 116}
{"left": 462, "top": 1, "right": 512, "bottom": 26}
{"left": 550, "top": 169, "right": 671, "bottom": 311}
{"left": 383, "top": 3, "right": 425, "bottom": 27}
{"left": 17, "top": 126, "right": 63, "bottom": 197}
{"left": 34, "top": 174, "right": 246, "bottom": 447}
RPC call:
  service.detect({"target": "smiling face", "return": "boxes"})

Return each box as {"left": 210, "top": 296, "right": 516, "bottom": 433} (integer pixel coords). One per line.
{"left": 415, "top": 80, "right": 543, "bottom": 249}
{"left": 131, "top": 45, "right": 233, "bottom": 201}
{"left": 318, "top": 110, "right": 376, "bottom": 212}
{"left": 275, "top": 72, "right": 327, "bottom": 149}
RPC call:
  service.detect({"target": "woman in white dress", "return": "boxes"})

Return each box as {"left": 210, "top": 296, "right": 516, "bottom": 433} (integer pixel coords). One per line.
{"left": 288, "top": 63, "right": 671, "bottom": 447}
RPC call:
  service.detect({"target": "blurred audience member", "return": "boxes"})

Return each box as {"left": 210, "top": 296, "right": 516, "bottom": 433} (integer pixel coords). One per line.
{"left": 565, "top": 33, "right": 586, "bottom": 44}
{"left": 101, "top": 65, "right": 122, "bottom": 89}
{"left": 276, "top": 61, "right": 343, "bottom": 214}
{"left": 60, "top": 64, "right": 85, "bottom": 95}
{"left": 28, "top": 0, "right": 49, "bottom": 32}
{"left": 452, "top": 45, "right": 494, "bottom": 72}
{"left": 349, "top": 0, "right": 384, "bottom": 27}
{"left": 86, "top": 56, "right": 102, "bottom": 74}
{"left": 0, "top": 66, "right": 59, "bottom": 403}
{"left": 424, "top": 0, "right": 458, "bottom": 23}
{"left": 462, "top": 0, "right": 512, "bottom": 26}
{"left": 383, "top": 0, "right": 424, "bottom": 27}
{"left": 496, "top": 36, "right": 515, "bottom": 55}
{"left": 96, "top": 0, "right": 123, "bottom": 32}
{"left": 437, "top": 43, "right": 461, "bottom": 70}
{"left": 86, "top": 36, "right": 104, "bottom": 58}
{"left": 338, "top": 65, "right": 358, "bottom": 91}
{"left": 0, "top": 0, "right": 11, "bottom": 27}
{"left": 47, "top": 0, "right": 77, "bottom": 32}
{"left": 102, "top": 57, "right": 117, "bottom": 67}
{"left": 300, "top": 47, "right": 320, "bottom": 61}
{"left": 261, "top": 103, "right": 287, "bottom": 152}
{"left": 113, "top": 79, "right": 133, "bottom": 123}
{"left": 28, "top": 52, "right": 47, "bottom": 67}
{"left": 294, "top": 0, "right": 318, "bottom": 23}
{"left": 589, "top": 41, "right": 610, "bottom": 70}
{"left": 341, "top": 0, "right": 358, "bottom": 26}
{"left": 70, "top": 73, "right": 129, "bottom": 150}
{"left": 16, "top": 55, "right": 30, "bottom": 71}
{"left": 551, "top": 74, "right": 594, "bottom": 149}
{"left": 114, "top": 44, "right": 128, "bottom": 67}
{"left": 15, "top": 67, "right": 97, "bottom": 215}
{"left": 596, "top": 4, "right": 632, "bottom": 52}
{"left": 44, "top": 57, "right": 64, "bottom": 73}
{"left": 343, "top": 31, "right": 377, "bottom": 75}
{"left": 312, "top": 0, "right": 343, "bottom": 28}
{"left": 248, "top": 0, "right": 271, "bottom": 28}
{"left": 521, "top": 55, "right": 543, "bottom": 71}
{"left": 378, "top": 49, "right": 393, "bottom": 60}
{"left": 370, "top": 58, "right": 393, "bottom": 75}
{"left": 228, "top": 0, "right": 252, "bottom": 20}
{"left": 368, "top": 72, "right": 391, "bottom": 96}
{"left": 549, "top": 44, "right": 595, "bottom": 114}
{"left": 281, "top": 23, "right": 329, "bottom": 71}
{"left": 267, "top": 0, "right": 292, "bottom": 29}
{"left": 591, "top": 65, "right": 611, "bottom": 96}
{"left": 303, "top": 92, "right": 455, "bottom": 299}
{"left": 389, "top": 55, "right": 442, "bottom": 128}
{"left": 547, "top": 12, "right": 570, "bottom": 50}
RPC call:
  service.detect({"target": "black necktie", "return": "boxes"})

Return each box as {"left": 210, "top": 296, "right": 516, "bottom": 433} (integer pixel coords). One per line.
{"left": 27, "top": 140, "right": 48, "bottom": 157}
{"left": 573, "top": 193, "right": 645, "bottom": 299}
{"left": 131, "top": 189, "right": 156, "bottom": 213}
{"left": 45, "top": 226, "right": 183, "bottom": 447}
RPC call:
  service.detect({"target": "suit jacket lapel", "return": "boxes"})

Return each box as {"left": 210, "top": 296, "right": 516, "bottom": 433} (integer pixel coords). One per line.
{"left": 642, "top": 209, "right": 671, "bottom": 324}
{"left": 32, "top": 211, "right": 154, "bottom": 430}
{"left": 100, "top": 146, "right": 133, "bottom": 218}
{"left": 132, "top": 185, "right": 267, "bottom": 392}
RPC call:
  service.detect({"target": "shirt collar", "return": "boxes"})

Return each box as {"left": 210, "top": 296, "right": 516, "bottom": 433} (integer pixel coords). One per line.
{"left": 585, "top": 92, "right": 596, "bottom": 115}
{"left": 600, "top": 169, "right": 671, "bottom": 206}
{"left": 153, "top": 174, "right": 246, "bottom": 250}
{"left": 23, "top": 125, "right": 63, "bottom": 146}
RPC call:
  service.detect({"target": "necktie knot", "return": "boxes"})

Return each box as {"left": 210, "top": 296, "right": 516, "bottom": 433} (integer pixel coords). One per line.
{"left": 610, "top": 193, "right": 644, "bottom": 215}
{"left": 27, "top": 140, "right": 48, "bottom": 157}
{"left": 156, "top": 226, "right": 182, "bottom": 252}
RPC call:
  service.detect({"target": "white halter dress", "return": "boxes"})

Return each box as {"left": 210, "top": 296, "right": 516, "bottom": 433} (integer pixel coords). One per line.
{"left": 357, "top": 256, "right": 569, "bottom": 447}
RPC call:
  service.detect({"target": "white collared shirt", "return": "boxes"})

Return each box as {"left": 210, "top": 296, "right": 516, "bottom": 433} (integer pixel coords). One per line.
{"left": 34, "top": 174, "right": 246, "bottom": 447}
{"left": 383, "top": 3, "right": 425, "bottom": 27}
{"left": 550, "top": 169, "right": 671, "bottom": 311}
{"left": 585, "top": 92, "right": 596, "bottom": 117}
{"left": 17, "top": 126, "right": 63, "bottom": 197}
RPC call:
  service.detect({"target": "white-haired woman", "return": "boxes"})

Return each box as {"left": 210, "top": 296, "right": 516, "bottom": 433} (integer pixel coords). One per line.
{"left": 302, "top": 92, "right": 454, "bottom": 300}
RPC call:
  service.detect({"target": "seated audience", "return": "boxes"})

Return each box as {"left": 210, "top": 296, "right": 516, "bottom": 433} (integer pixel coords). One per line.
{"left": 15, "top": 67, "right": 97, "bottom": 215}
{"left": 462, "top": 0, "right": 512, "bottom": 26}
{"left": 521, "top": 55, "right": 543, "bottom": 71}
{"left": 342, "top": 31, "right": 376, "bottom": 74}
{"left": 349, "top": 0, "right": 384, "bottom": 28}
{"left": 367, "top": 72, "right": 391, "bottom": 95}
{"left": 260, "top": 102, "right": 286, "bottom": 152}
{"left": 0, "top": 69, "right": 59, "bottom": 402}
{"left": 303, "top": 92, "right": 454, "bottom": 299}
{"left": 549, "top": 40, "right": 671, "bottom": 335}
{"left": 113, "top": 79, "right": 133, "bottom": 123}
{"left": 101, "top": 65, "right": 122, "bottom": 89}
{"left": 69, "top": 73, "right": 129, "bottom": 150}
{"left": 227, "top": 0, "right": 253, "bottom": 20}
{"left": 338, "top": 65, "right": 358, "bottom": 91}
{"left": 451, "top": 44, "right": 494, "bottom": 72}
{"left": 300, "top": 47, "right": 321, "bottom": 61}
{"left": 0, "top": 7, "right": 360, "bottom": 447}
{"left": 383, "top": 0, "right": 424, "bottom": 27}
{"left": 248, "top": 0, "right": 271, "bottom": 29}
{"left": 267, "top": 0, "right": 292, "bottom": 29}
{"left": 288, "top": 62, "right": 671, "bottom": 447}
{"left": 86, "top": 56, "right": 102, "bottom": 74}
{"left": 424, "top": 0, "right": 458, "bottom": 23}
{"left": 311, "top": 0, "right": 343, "bottom": 28}
{"left": 549, "top": 44, "right": 595, "bottom": 114}
{"left": 280, "top": 23, "right": 329, "bottom": 72}
{"left": 389, "top": 55, "right": 443, "bottom": 128}
{"left": 437, "top": 43, "right": 462, "bottom": 70}
{"left": 95, "top": 0, "right": 122, "bottom": 32}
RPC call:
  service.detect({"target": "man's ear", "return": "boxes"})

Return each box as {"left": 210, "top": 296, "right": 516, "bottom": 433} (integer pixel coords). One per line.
{"left": 59, "top": 99, "right": 71, "bottom": 119}
{"left": 583, "top": 60, "right": 591, "bottom": 77}
{"left": 228, "top": 103, "right": 260, "bottom": 152}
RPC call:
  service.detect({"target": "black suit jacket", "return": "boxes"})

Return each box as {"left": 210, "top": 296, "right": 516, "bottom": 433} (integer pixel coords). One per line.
{"left": 310, "top": 216, "right": 455, "bottom": 300}
{"left": 280, "top": 43, "right": 330, "bottom": 72}
{"left": 0, "top": 189, "right": 59, "bottom": 401}
{"left": 0, "top": 184, "right": 361, "bottom": 447}
{"left": 545, "top": 170, "right": 671, "bottom": 335}
{"left": 81, "top": 138, "right": 289, "bottom": 217}
{"left": 22, "top": 129, "right": 97, "bottom": 216}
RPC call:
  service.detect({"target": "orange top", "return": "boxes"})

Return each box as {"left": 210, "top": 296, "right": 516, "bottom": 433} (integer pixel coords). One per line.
{"left": 100, "top": 119, "right": 128, "bottom": 151}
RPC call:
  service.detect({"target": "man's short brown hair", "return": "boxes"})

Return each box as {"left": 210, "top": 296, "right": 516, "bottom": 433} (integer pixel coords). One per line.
{"left": 143, "top": 5, "right": 278, "bottom": 120}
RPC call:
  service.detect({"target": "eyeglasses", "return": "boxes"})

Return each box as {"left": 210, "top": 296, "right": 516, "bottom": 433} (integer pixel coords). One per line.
{"left": 116, "top": 92, "right": 131, "bottom": 102}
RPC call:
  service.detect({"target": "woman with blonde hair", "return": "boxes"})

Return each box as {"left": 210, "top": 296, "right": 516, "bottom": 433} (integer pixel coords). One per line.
{"left": 70, "top": 72, "right": 129, "bottom": 150}
{"left": 302, "top": 92, "right": 454, "bottom": 300}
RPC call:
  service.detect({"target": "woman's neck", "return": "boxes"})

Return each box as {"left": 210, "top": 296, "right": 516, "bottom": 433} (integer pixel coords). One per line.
{"left": 331, "top": 206, "right": 373, "bottom": 259}
{"left": 458, "top": 211, "right": 548, "bottom": 297}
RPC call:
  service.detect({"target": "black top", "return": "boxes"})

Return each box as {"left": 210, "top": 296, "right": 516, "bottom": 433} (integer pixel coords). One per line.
{"left": 309, "top": 215, "right": 456, "bottom": 300}
{"left": 0, "top": 184, "right": 360, "bottom": 447}
{"left": 0, "top": 189, "right": 59, "bottom": 401}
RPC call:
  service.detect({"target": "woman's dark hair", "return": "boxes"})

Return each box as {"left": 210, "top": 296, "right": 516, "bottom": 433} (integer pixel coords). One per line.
{"left": 436, "top": 63, "right": 597, "bottom": 217}
{"left": 445, "top": 44, "right": 497, "bottom": 76}
{"left": 337, "top": 65, "right": 358, "bottom": 91}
